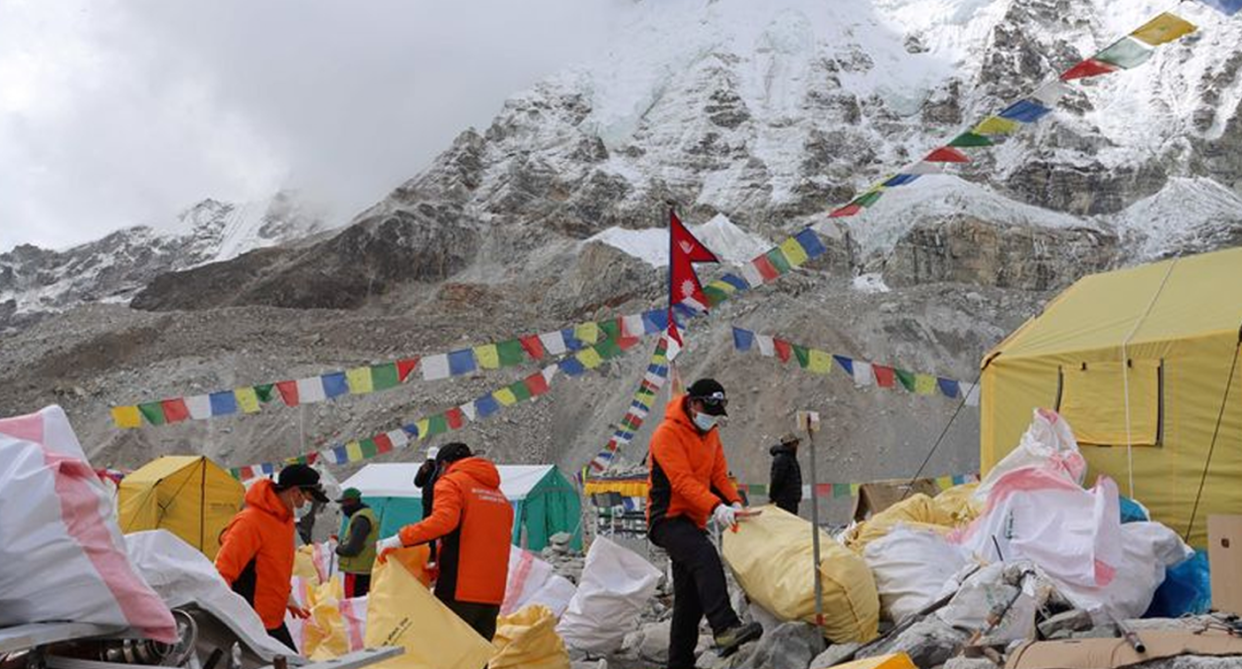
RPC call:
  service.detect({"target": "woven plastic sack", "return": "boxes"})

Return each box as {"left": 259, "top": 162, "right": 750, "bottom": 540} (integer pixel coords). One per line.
{"left": 844, "top": 494, "right": 955, "bottom": 554}
{"left": 974, "top": 408, "right": 1086, "bottom": 504}
{"left": 722, "top": 505, "right": 878, "bottom": 643}
{"left": 502, "top": 546, "right": 577, "bottom": 618}
{"left": 490, "top": 605, "right": 570, "bottom": 669}
{"left": 933, "top": 483, "right": 981, "bottom": 524}
{"left": 0, "top": 406, "right": 176, "bottom": 642}
{"left": 556, "top": 536, "right": 661, "bottom": 654}
{"left": 365, "top": 550, "right": 493, "bottom": 669}
{"left": 863, "top": 524, "right": 967, "bottom": 622}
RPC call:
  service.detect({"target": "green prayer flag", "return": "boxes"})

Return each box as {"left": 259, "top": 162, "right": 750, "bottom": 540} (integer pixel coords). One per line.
{"left": 254, "top": 383, "right": 276, "bottom": 403}
{"left": 855, "top": 190, "right": 883, "bottom": 207}
{"left": 360, "top": 438, "right": 379, "bottom": 459}
{"left": 510, "top": 380, "right": 533, "bottom": 402}
{"left": 599, "top": 320, "right": 621, "bottom": 342}
{"left": 793, "top": 345, "right": 810, "bottom": 368}
{"left": 1094, "top": 37, "right": 1153, "bottom": 69}
{"left": 497, "top": 339, "right": 526, "bottom": 366}
{"left": 703, "top": 284, "right": 729, "bottom": 307}
{"left": 138, "top": 402, "right": 166, "bottom": 426}
{"left": 833, "top": 483, "right": 851, "bottom": 499}
{"left": 426, "top": 414, "right": 448, "bottom": 437}
{"left": 949, "top": 132, "right": 993, "bottom": 148}
{"left": 895, "top": 369, "right": 917, "bottom": 392}
{"left": 371, "top": 363, "right": 400, "bottom": 390}
{"left": 595, "top": 337, "right": 623, "bottom": 359}
{"left": 766, "top": 247, "right": 792, "bottom": 275}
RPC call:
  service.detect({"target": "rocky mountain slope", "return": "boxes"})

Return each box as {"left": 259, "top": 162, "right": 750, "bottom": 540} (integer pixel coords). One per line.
{"left": 2, "top": 0, "right": 1241, "bottom": 522}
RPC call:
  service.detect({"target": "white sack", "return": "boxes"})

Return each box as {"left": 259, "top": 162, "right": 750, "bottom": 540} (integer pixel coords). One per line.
{"left": 501, "top": 546, "right": 577, "bottom": 618}
{"left": 864, "top": 524, "right": 968, "bottom": 622}
{"left": 973, "top": 408, "right": 1086, "bottom": 504}
{"left": 936, "top": 562, "right": 1037, "bottom": 645}
{"left": 0, "top": 406, "right": 176, "bottom": 642}
{"left": 1054, "top": 521, "right": 1193, "bottom": 619}
{"left": 556, "top": 536, "right": 661, "bottom": 654}
{"left": 125, "top": 530, "right": 293, "bottom": 660}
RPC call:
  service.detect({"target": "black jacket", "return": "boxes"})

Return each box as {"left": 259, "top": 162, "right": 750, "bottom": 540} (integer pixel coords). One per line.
{"left": 769, "top": 443, "right": 802, "bottom": 515}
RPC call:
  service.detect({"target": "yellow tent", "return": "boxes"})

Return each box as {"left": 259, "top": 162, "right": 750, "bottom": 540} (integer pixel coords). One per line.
{"left": 118, "top": 455, "right": 245, "bottom": 558}
{"left": 981, "top": 248, "right": 1242, "bottom": 547}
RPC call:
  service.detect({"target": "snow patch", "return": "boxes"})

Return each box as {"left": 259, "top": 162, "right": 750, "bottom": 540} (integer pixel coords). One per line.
{"left": 585, "top": 214, "right": 771, "bottom": 268}
{"left": 853, "top": 273, "right": 891, "bottom": 293}
{"left": 1107, "top": 177, "right": 1242, "bottom": 259}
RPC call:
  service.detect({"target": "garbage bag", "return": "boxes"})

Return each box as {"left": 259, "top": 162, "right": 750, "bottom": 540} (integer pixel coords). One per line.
{"left": 936, "top": 562, "right": 1038, "bottom": 645}
{"left": 490, "top": 605, "right": 571, "bottom": 669}
{"left": 722, "top": 505, "right": 879, "bottom": 643}
{"left": 288, "top": 576, "right": 362, "bottom": 660}
{"left": 1146, "top": 550, "right": 1211, "bottom": 618}
{"left": 1119, "top": 496, "right": 1151, "bottom": 523}
{"left": 974, "top": 408, "right": 1086, "bottom": 505}
{"left": 365, "top": 551, "right": 494, "bottom": 669}
{"left": 863, "top": 524, "right": 967, "bottom": 622}
{"left": 556, "top": 536, "right": 661, "bottom": 654}
{"left": 1053, "top": 521, "right": 1192, "bottom": 619}
{"left": 0, "top": 406, "right": 177, "bottom": 642}
{"left": 294, "top": 541, "right": 336, "bottom": 584}
{"left": 933, "top": 483, "right": 981, "bottom": 524}
{"left": 126, "top": 530, "right": 292, "bottom": 660}
{"left": 951, "top": 467, "right": 1123, "bottom": 590}
{"left": 502, "top": 546, "right": 577, "bottom": 618}
{"left": 844, "top": 494, "right": 955, "bottom": 554}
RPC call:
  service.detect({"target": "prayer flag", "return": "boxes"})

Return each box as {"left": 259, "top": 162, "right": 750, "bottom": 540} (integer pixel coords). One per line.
{"left": 185, "top": 395, "right": 213, "bottom": 419}
{"left": 576, "top": 347, "right": 604, "bottom": 369}
{"left": 371, "top": 363, "right": 400, "bottom": 390}
{"left": 1031, "top": 81, "right": 1073, "bottom": 106}
{"left": 476, "top": 395, "right": 500, "bottom": 418}
{"left": 254, "top": 384, "right": 276, "bottom": 403}
{"left": 914, "top": 374, "right": 937, "bottom": 395}
{"left": 732, "top": 327, "right": 754, "bottom": 351}
{"left": 509, "top": 380, "right": 533, "bottom": 403}
{"left": 459, "top": 403, "right": 477, "bottom": 422}
{"left": 740, "top": 261, "right": 766, "bottom": 287}
{"left": 161, "top": 398, "right": 189, "bottom": 423}
{"left": 756, "top": 334, "right": 775, "bottom": 357}
{"left": 561, "top": 329, "right": 585, "bottom": 351}
{"left": 138, "top": 402, "right": 166, "bottom": 426}
{"left": 873, "top": 365, "right": 895, "bottom": 388}
{"left": 721, "top": 273, "right": 750, "bottom": 291}
{"left": 1094, "top": 37, "right": 1153, "bottom": 69}
{"left": 346, "top": 441, "right": 364, "bottom": 463}
{"left": 949, "top": 132, "right": 993, "bottom": 148}
{"left": 520, "top": 335, "right": 546, "bottom": 360}
{"left": 210, "top": 391, "right": 238, "bottom": 416}
{"left": 475, "top": 344, "right": 501, "bottom": 369}
{"left": 397, "top": 358, "right": 419, "bottom": 382}
{"left": 448, "top": 349, "right": 476, "bottom": 375}
{"left": 925, "top": 147, "right": 970, "bottom": 163}
{"left": 445, "top": 407, "right": 465, "bottom": 430}
{"left": 833, "top": 355, "right": 854, "bottom": 376}
{"left": 854, "top": 190, "right": 884, "bottom": 207}
{"left": 322, "top": 373, "right": 349, "bottom": 399}
{"left": 938, "top": 377, "right": 961, "bottom": 398}
{"left": 235, "top": 387, "right": 261, "bottom": 414}
{"left": 1131, "top": 12, "right": 1197, "bottom": 45}
{"left": 575, "top": 322, "right": 600, "bottom": 345}
{"left": 426, "top": 414, "right": 448, "bottom": 437}
{"left": 853, "top": 361, "right": 874, "bottom": 387}
{"left": 524, "top": 372, "right": 550, "bottom": 396}
{"left": 558, "top": 357, "right": 586, "bottom": 376}
{"left": 793, "top": 344, "right": 810, "bottom": 369}
{"left": 830, "top": 203, "right": 862, "bottom": 218}
{"left": 895, "top": 369, "right": 916, "bottom": 392}
{"left": 808, "top": 349, "right": 833, "bottom": 374}
{"left": 779, "top": 237, "right": 809, "bottom": 267}
{"left": 1061, "top": 58, "right": 1118, "bottom": 81}
{"left": 794, "top": 229, "right": 828, "bottom": 259}
{"left": 998, "top": 99, "right": 1052, "bottom": 123}
{"left": 907, "top": 161, "right": 945, "bottom": 175}
{"left": 296, "top": 377, "right": 326, "bottom": 403}
{"left": 973, "top": 116, "right": 1020, "bottom": 135}
{"left": 346, "top": 367, "right": 373, "bottom": 394}
{"left": 773, "top": 339, "right": 792, "bottom": 363}
{"left": 882, "top": 174, "right": 920, "bottom": 187}
{"left": 494, "top": 387, "right": 519, "bottom": 406}
{"left": 539, "top": 331, "right": 568, "bottom": 356}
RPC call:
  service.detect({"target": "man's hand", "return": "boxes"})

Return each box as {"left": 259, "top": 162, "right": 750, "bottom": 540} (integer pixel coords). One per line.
{"left": 287, "top": 605, "right": 311, "bottom": 620}
{"left": 712, "top": 503, "right": 737, "bottom": 530}
{"left": 375, "top": 535, "right": 404, "bottom": 563}
{"left": 425, "top": 561, "right": 440, "bottom": 583}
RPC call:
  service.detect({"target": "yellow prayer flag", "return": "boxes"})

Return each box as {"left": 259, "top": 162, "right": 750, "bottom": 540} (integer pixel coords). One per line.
{"left": 808, "top": 349, "right": 833, "bottom": 375}
{"left": 494, "top": 388, "right": 518, "bottom": 406}
{"left": 973, "top": 116, "right": 1019, "bottom": 135}
{"left": 111, "top": 405, "right": 143, "bottom": 429}
{"left": 849, "top": 483, "right": 861, "bottom": 497}
{"left": 576, "top": 348, "right": 604, "bottom": 369}
{"left": 1131, "top": 12, "right": 1196, "bottom": 46}
{"left": 936, "top": 475, "right": 953, "bottom": 490}
{"left": 575, "top": 322, "right": 600, "bottom": 344}
{"left": 475, "top": 344, "right": 501, "bottom": 369}
{"left": 914, "top": 374, "right": 937, "bottom": 395}
{"left": 780, "top": 237, "right": 810, "bottom": 267}
{"left": 416, "top": 418, "right": 430, "bottom": 440}
{"left": 235, "top": 387, "right": 261, "bottom": 413}
{"left": 707, "top": 279, "right": 737, "bottom": 295}
{"left": 346, "top": 366, "right": 373, "bottom": 394}
{"left": 346, "top": 441, "right": 364, "bottom": 462}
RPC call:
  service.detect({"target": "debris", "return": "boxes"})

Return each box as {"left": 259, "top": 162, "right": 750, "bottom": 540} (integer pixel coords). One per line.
{"left": 854, "top": 617, "right": 968, "bottom": 669}
{"left": 1036, "top": 609, "right": 1093, "bottom": 639}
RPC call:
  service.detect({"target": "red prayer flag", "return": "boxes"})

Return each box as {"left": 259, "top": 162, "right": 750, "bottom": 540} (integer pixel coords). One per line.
{"left": 830, "top": 203, "right": 862, "bottom": 218}
{"left": 374, "top": 433, "right": 394, "bottom": 454}
{"left": 1060, "top": 58, "right": 1118, "bottom": 81}
{"left": 814, "top": 483, "right": 833, "bottom": 497}
{"left": 396, "top": 358, "right": 419, "bottom": 382}
{"left": 276, "top": 380, "right": 299, "bottom": 406}
{"left": 305, "top": 452, "right": 319, "bottom": 465}
{"left": 753, "top": 255, "right": 780, "bottom": 282}
{"left": 873, "top": 364, "right": 896, "bottom": 388}
{"left": 924, "top": 146, "right": 970, "bottom": 163}
{"left": 524, "top": 372, "right": 550, "bottom": 396}
{"left": 773, "top": 339, "right": 792, "bottom": 363}
{"left": 445, "top": 407, "right": 464, "bottom": 430}
{"left": 161, "top": 398, "right": 189, "bottom": 423}
{"left": 520, "top": 335, "right": 545, "bottom": 360}
{"left": 240, "top": 466, "right": 255, "bottom": 480}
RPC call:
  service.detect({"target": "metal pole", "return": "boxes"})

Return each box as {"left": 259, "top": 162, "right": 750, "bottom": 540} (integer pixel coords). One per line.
{"left": 805, "top": 413, "right": 824, "bottom": 628}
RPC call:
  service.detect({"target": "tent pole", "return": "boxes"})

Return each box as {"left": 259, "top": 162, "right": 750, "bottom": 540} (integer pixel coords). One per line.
{"left": 805, "top": 412, "right": 823, "bottom": 629}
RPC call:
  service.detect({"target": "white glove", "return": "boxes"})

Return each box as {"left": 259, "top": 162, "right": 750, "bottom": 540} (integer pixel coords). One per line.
{"left": 731, "top": 502, "right": 744, "bottom": 511}
{"left": 713, "top": 504, "right": 737, "bottom": 529}
{"left": 376, "top": 535, "right": 404, "bottom": 553}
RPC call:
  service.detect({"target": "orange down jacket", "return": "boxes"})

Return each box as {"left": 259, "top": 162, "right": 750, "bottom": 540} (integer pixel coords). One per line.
{"left": 399, "top": 457, "right": 514, "bottom": 605}
{"left": 647, "top": 394, "right": 742, "bottom": 529}
{"left": 215, "top": 479, "right": 295, "bottom": 629}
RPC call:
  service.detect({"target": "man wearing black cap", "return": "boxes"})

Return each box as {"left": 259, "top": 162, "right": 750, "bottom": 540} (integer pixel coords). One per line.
{"left": 647, "top": 378, "right": 762, "bottom": 668}
{"left": 216, "top": 464, "right": 329, "bottom": 651}
{"left": 768, "top": 433, "right": 803, "bottom": 516}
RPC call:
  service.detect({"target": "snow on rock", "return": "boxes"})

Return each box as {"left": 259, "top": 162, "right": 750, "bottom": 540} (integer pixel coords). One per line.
{"left": 1109, "top": 177, "right": 1242, "bottom": 260}
{"left": 585, "top": 214, "right": 772, "bottom": 268}
{"left": 853, "top": 273, "right": 892, "bottom": 294}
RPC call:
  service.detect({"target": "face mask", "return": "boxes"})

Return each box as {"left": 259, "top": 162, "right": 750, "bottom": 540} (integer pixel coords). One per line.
{"left": 692, "top": 411, "right": 719, "bottom": 432}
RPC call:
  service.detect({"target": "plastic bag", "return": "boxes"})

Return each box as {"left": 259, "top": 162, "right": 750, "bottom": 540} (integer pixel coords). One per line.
{"left": 502, "top": 546, "right": 577, "bottom": 618}
{"left": 863, "top": 524, "right": 967, "bottom": 622}
{"left": 490, "top": 605, "right": 571, "bottom": 669}
{"left": 1053, "top": 521, "right": 1192, "bottom": 619}
{"left": 722, "top": 505, "right": 879, "bottom": 643}
{"left": 294, "top": 540, "right": 337, "bottom": 585}
{"left": 933, "top": 483, "right": 981, "bottom": 525}
{"left": 1119, "top": 496, "right": 1151, "bottom": 523}
{"left": 952, "top": 467, "right": 1123, "bottom": 590}
{"left": 974, "top": 409, "right": 1085, "bottom": 504}
{"left": 1146, "top": 550, "right": 1211, "bottom": 618}
{"left": 126, "top": 530, "right": 292, "bottom": 660}
{"left": 556, "top": 536, "right": 661, "bottom": 654}
{"left": 844, "top": 494, "right": 955, "bottom": 554}
{"left": 936, "top": 562, "right": 1038, "bottom": 645}
{"left": 0, "top": 406, "right": 176, "bottom": 642}
{"left": 365, "top": 551, "right": 494, "bottom": 669}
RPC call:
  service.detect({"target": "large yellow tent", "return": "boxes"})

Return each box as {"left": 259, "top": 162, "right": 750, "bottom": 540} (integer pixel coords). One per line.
{"left": 981, "top": 247, "right": 1242, "bottom": 547}
{"left": 118, "top": 455, "right": 244, "bottom": 558}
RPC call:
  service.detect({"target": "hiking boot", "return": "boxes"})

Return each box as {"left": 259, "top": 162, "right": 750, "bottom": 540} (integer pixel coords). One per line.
{"left": 713, "top": 621, "right": 762, "bottom": 657}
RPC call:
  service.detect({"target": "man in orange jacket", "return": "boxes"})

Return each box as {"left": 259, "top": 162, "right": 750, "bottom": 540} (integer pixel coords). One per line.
{"left": 648, "top": 378, "right": 762, "bottom": 668}
{"left": 215, "top": 464, "right": 329, "bottom": 652}
{"left": 377, "top": 443, "right": 513, "bottom": 642}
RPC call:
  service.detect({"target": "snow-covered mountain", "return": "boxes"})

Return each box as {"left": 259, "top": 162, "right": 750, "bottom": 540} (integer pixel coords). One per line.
{"left": 0, "top": 191, "right": 330, "bottom": 331}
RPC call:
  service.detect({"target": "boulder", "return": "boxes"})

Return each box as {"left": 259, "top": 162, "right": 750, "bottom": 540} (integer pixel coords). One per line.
{"left": 943, "top": 658, "right": 1000, "bottom": 669}
{"left": 810, "top": 642, "right": 862, "bottom": 669}
{"left": 731, "top": 622, "right": 826, "bottom": 669}
{"left": 855, "top": 617, "right": 967, "bottom": 669}
{"left": 1037, "top": 609, "right": 1093, "bottom": 639}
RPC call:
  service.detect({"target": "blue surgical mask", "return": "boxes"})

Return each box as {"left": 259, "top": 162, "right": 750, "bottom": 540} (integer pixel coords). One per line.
{"left": 693, "top": 411, "right": 719, "bottom": 432}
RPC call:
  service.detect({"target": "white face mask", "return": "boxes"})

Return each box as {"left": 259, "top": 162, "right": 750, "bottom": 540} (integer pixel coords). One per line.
{"left": 692, "top": 411, "right": 719, "bottom": 432}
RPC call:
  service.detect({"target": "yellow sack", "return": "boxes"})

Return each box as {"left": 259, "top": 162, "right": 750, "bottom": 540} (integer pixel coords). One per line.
{"left": 304, "top": 577, "right": 350, "bottom": 660}
{"left": 722, "top": 505, "right": 879, "bottom": 644}
{"left": 294, "top": 547, "right": 322, "bottom": 584}
{"left": 844, "top": 494, "right": 955, "bottom": 554}
{"left": 365, "top": 549, "right": 495, "bottom": 669}
{"left": 830, "top": 652, "right": 916, "bottom": 669}
{"left": 489, "top": 605, "right": 570, "bottom": 669}
{"left": 932, "top": 483, "right": 981, "bottom": 525}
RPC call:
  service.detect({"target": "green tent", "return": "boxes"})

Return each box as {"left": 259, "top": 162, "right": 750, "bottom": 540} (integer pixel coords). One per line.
{"left": 340, "top": 463, "right": 581, "bottom": 550}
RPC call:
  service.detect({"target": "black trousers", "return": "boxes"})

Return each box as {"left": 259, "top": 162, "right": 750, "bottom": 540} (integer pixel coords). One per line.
{"left": 267, "top": 623, "right": 297, "bottom": 653}
{"left": 650, "top": 517, "right": 741, "bottom": 669}
{"left": 441, "top": 596, "right": 501, "bottom": 642}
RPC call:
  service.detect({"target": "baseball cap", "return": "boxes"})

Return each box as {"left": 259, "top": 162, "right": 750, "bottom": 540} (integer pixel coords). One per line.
{"left": 779, "top": 433, "right": 800, "bottom": 446}
{"left": 687, "top": 378, "right": 728, "bottom": 416}
{"left": 336, "top": 487, "right": 362, "bottom": 503}
{"left": 275, "top": 464, "right": 329, "bottom": 503}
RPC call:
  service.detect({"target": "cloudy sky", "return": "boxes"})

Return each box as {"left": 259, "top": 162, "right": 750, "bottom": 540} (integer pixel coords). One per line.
{"left": 0, "top": 0, "right": 619, "bottom": 250}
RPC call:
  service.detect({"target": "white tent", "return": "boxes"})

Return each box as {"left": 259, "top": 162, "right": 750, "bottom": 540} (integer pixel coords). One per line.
{"left": 344, "top": 464, "right": 554, "bottom": 500}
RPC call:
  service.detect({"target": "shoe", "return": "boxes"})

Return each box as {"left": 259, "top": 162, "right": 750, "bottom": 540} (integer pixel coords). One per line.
{"left": 713, "top": 621, "right": 762, "bottom": 657}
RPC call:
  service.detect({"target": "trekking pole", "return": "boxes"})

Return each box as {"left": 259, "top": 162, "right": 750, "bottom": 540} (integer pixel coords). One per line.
{"left": 801, "top": 411, "right": 824, "bottom": 628}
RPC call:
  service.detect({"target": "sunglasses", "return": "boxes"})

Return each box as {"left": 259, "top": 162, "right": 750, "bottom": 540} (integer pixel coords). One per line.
{"left": 695, "top": 391, "right": 728, "bottom": 408}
